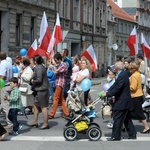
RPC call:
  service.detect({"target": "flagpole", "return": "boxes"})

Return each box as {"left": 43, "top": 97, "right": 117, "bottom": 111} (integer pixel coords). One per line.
{"left": 144, "top": 56, "right": 148, "bottom": 95}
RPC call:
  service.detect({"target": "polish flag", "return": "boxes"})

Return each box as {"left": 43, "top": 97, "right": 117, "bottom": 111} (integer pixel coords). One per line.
{"left": 47, "top": 13, "right": 62, "bottom": 53}
{"left": 26, "top": 39, "right": 37, "bottom": 58}
{"left": 141, "top": 33, "right": 150, "bottom": 60}
{"left": 34, "top": 46, "right": 47, "bottom": 57}
{"left": 80, "top": 45, "right": 97, "bottom": 72}
{"left": 38, "top": 11, "right": 51, "bottom": 52}
{"left": 126, "top": 26, "right": 138, "bottom": 56}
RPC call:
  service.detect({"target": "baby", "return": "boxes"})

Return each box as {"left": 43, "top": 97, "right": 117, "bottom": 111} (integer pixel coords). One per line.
{"left": 68, "top": 57, "right": 80, "bottom": 93}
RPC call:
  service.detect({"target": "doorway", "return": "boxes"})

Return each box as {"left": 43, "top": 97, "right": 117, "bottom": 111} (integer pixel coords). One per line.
{"left": 71, "top": 43, "right": 80, "bottom": 57}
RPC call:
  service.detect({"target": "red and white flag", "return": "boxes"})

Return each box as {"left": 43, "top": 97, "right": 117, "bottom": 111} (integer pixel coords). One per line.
{"left": 80, "top": 45, "right": 97, "bottom": 72}
{"left": 47, "top": 13, "right": 62, "bottom": 53}
{"left": 126, "top": 26, "right": 138, "bottom": 56}
{"left": 38, "top": 11, "right": 51, "bottom": 52}
{"left": 27, "top": 39, "right": 37, "bottom": 58}
{"left": 34, "top": 46, "right": 47, "bottom": 57}
{"left": 141, "top": 33, "right": 150, "bottom": 60}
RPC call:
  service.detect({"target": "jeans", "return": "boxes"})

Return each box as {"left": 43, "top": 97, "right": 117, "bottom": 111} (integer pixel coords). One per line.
{"left": 49, "top": 82, "right": 55, "bottom": 100}
{"left": 63, "top": 79, "right": 71, "bottom": 100}
{"left": 8, "top": 108, "right": 19, "bottom": 132}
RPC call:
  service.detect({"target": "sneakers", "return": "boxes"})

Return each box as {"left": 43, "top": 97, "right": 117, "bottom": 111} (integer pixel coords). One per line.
{"left": 9, "top": 124, "right": 22, "bottom": 136}
{"left": 9, "top": 131, "right": 18, "bottom": 136}
{"left": 18, "top": 124, "right": 23, "bottom": 131}
{"left": 0, "top": 132, "right": 9, "bottom": 140}
{"left": 107, "top": 122, "right": 113, "bottom": 129}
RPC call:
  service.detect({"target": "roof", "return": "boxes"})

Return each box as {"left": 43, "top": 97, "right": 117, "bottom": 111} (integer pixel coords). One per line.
{"left": 123, "top": 7, "right": 137, "bottom": 15}
{"left": 107, "top": 0, "right": 136, "bottom": 23}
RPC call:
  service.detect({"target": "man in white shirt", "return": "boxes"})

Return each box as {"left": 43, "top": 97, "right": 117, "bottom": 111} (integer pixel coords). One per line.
{"left": 0, "top": 51, "right": 13, "bottom": 129}
{"left": 137, "top": 55, "right": 145, "bottom": 74}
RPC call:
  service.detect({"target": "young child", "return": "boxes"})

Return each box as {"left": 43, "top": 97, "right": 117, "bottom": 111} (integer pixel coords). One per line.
{"left": 68, "top": 57, "right": 80, "bottom": 92}
{"left": 4, "top": 77, "right": 22, "bottom": 136}
{"left": 47, "top": 65, "right": 56, "bottom": 104}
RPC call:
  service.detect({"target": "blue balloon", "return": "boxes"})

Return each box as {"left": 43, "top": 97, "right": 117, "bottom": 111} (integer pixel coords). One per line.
{"left": 20, "top": 48, "right": 27, "bottom": 56}
{"left": 81, "top": 78, "right": 92, "bottom": 92}
{"left": 12, "top": 66, "right": 18, "bottom": 73}
{"left": 102, "top": 83, "right": 111, "bottom": 91}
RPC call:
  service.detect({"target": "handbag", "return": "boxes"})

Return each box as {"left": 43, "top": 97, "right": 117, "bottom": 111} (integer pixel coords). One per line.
{"left": 100, "top": 102, "right": 112, "bottom": 119}
{"left": 19, "top": 84, "right": 28, "bottom": 93}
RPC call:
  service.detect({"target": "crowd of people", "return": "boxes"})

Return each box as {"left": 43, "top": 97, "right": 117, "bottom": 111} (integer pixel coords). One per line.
{"left": 0, "top": 49, "right": 92, "bottom": 140}
{"left": 102, "top": 55, "right": 150, "bottom": 141}
{"left": 0, "top": 49, "right": 150, "bottom": 141}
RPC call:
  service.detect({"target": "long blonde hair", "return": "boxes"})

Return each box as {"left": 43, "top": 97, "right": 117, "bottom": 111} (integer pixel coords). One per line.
{"left": 81, "top": 56, "right": 92, "bottom": 75}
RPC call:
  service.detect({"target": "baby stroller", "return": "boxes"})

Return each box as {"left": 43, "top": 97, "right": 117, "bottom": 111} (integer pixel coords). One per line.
{"left": 63, "top": 91, "right": 102, "bottom": 141}
{"left": 142, "top": 95, "right": 150, "bottom": 121}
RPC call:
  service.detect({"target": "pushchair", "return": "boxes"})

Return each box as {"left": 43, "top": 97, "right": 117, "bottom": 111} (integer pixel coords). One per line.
{"left": 63, "top": 91, "right": 102, "bottom": 141}
{"left": 142, "top": 95, "right": 150, "bottom": 121}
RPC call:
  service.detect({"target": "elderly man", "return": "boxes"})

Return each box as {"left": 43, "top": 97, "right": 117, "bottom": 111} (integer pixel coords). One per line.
{"left": 102, "top": 61, "right": 136, "bottom": 141}
{"left": 0, "top": 51, "right": 13, "bottom": 129}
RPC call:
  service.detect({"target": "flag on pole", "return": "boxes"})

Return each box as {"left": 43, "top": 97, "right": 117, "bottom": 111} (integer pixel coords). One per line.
{"left": 34, "top": 46, "right": 47, "bottom": 57}
{"left": 126, "top": 26, "right": 138, "bottom": 56}
{"left": 141, "top": 33, "right": 150, "bottom": 60}
{"left": 38, "top": 11, "right": 51, "bottom": 52}
{"left": 47, "top": 13, "right": 62, "bottom": 53}
{"left": 26, "top": 39, "right": 37, "bottom": 58}
{"left": 80, "top": 45, "right": 97, "bottom": 72}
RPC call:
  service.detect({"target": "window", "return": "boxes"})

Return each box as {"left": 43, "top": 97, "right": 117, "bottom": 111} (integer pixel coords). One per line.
{"left": 83, "top": 0, "right": 87, "bottom": 23}
{"left": 64, "top": 0, "right": 70, "bottom": 19}
{"left": 30, "top": 17, "right": 35, "bottom": 44}
{"left": 124, "top": 24, "right": 127, "bottom": 33}
{"left": 88, "top": 0, "right": 93, "bottom": 24}
{"left": 16, "top": 14, "right": 21, "bottom": 46}
{"left": 73, "top": 0, "right": 80, "bottom": 21}
{"left": 57, "top": 0, "right": 63, "bottom": 17}
{"left": 96, "top": 7, "right": 100, "bottom": 26}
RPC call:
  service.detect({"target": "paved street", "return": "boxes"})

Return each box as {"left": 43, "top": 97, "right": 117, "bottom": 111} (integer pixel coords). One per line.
{"left": 1, "top": 77, "right": 150, "bottom": 150}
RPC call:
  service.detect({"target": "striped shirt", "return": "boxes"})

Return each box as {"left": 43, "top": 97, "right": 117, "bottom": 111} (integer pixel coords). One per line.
{"left": 55, "top": 62, "right": 67, "bottom": 88}
{"left": 9, "top": 87, "right": 22, "bottom": 109}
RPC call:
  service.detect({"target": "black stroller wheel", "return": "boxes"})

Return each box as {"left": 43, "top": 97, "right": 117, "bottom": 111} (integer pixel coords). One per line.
{"left": 87, "top": 126, "right": 102, "bottom": 141}
{"left": 63, "top": 126, "right": 78, "bottom": 141}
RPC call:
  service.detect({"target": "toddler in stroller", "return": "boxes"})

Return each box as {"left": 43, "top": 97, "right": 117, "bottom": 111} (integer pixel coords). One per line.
{"left": 63, "top": 91, "right": 102, "bottom": 141}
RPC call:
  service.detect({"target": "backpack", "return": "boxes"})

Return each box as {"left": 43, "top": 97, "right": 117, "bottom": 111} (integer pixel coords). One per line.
{"left": 47, "top": 70, "right": 55, "bottom": 83}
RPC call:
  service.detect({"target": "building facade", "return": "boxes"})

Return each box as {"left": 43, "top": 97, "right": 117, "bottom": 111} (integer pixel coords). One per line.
{"left": 0, "top": 0, "right": 56, "bottom": 58}
{"left": 107, "top": 0, "right": 137, "bottom": 63}
{"left": 114, "top": 0, "right": 150, "bottom": 56}
{"left": 113, "top": 0, "right": 139, "bottom": 8}
{"left": 56, "top": 0, "right": 108, "bottom": 69}
{"left": 0, "top": 0, "right": 108, "bottom": 70}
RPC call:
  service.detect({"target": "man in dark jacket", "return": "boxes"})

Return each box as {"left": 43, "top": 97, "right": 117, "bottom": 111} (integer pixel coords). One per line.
{"left": 102, "top": 61, "right": 136, "bottom": 141}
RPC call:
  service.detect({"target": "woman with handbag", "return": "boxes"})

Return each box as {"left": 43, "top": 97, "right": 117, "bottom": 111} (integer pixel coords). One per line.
{"left": 19, "top": 58, "right": 34, "bottom": 113}
{"left": 30, "top": 55, "right": 49, "bottom": 129}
